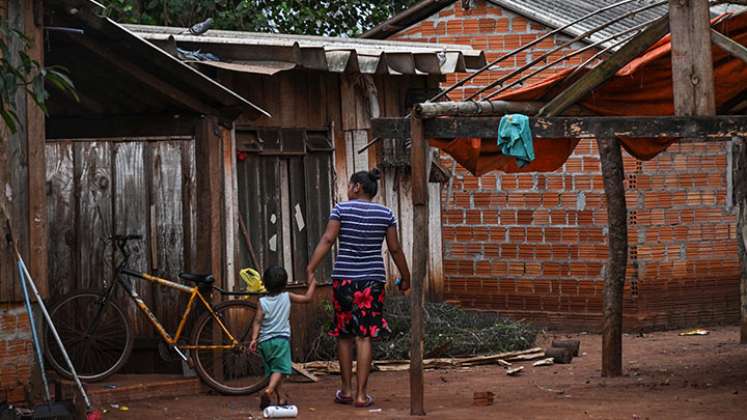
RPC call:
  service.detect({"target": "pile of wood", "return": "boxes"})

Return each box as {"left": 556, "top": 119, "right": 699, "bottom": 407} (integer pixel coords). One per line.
{"left": 296, "top": 347, "right": 545, "bottom": 376}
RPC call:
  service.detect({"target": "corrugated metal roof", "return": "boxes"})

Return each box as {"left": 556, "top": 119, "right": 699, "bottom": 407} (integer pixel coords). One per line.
{"left": 51, "top": 0, "right": 269, "bottom": 120}
{"left": 126, "top": 24, "right": 486, "bottom": 75}
{"left": 489, "top": 0, "right": 668, "bottom": 49}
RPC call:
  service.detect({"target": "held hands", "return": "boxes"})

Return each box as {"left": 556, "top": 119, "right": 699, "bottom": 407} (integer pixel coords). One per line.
{"left": 396, "top": 276, "right": 411, "bottom": 292}
{"left": 306, "top": 270, "right": 317, "bottom": 286}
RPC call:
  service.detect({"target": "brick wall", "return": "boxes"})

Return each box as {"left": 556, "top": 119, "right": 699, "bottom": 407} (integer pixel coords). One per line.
{"left": 0, "top": 304, "right": 33, "bottom": 403}
{"left": 389, "top": 0, "right": 740, "bottom": 330}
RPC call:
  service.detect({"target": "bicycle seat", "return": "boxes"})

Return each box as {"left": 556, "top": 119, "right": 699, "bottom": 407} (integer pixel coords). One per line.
{"left": 179, "top": 272, "right": 215, "bottom": 285}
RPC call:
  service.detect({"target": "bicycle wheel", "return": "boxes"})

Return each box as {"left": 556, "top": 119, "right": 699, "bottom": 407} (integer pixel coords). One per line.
{"left": 43, "top": 290, "right": 133, "bottom": 382}
{"left": 191, "top": 300, "right": 268, "bottom": 395}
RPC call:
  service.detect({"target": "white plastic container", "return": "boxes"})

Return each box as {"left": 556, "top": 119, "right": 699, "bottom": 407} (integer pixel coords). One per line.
{"left": 262, "top": 405, "right": 298, "bottom": 418}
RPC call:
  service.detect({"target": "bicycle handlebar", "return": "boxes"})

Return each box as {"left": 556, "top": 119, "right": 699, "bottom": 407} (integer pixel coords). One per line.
{"left": 112, "top": 234, "right": 142, "bottom": 270}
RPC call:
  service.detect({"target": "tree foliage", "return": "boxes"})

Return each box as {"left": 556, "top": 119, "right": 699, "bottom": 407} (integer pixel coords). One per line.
{"left": 101, "top": 0, "right": 420, "bottom": 36}
{"left": 0, "top": 24, "right": 77, "bottom": 136}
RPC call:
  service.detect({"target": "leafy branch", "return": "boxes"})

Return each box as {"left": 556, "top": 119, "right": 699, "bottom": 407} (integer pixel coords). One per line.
{"left": 0, "top": 23, "right": 77, "bottom": 135}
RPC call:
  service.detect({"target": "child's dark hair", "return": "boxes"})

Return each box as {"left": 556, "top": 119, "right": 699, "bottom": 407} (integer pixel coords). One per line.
{"left": 263, "top": 265, "right": 288, "bottom": 295}
{"left": 350, "top": 168, "right": 382, "bottom": 198}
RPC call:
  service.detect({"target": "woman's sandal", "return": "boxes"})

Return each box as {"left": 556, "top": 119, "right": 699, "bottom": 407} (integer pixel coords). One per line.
{"left": 334, "top": 390, "right": 353, "bottom": 405}
{"left": 354, "top": 395, "right": 374, "bottom": 408}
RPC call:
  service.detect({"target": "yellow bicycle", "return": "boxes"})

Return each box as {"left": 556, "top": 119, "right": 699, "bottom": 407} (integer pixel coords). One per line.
{"left": 43, "top": 235, "right": 268, "bottom": 395}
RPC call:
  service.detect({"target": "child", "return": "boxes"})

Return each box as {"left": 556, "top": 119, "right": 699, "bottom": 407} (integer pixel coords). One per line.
{"left": 250, "top": 265, "right": 316, "bottom": 410}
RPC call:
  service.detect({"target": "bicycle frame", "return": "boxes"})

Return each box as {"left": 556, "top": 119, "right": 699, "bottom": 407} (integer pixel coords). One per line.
{"left": 115, "top": 269, "right": 239, "bottom": 350}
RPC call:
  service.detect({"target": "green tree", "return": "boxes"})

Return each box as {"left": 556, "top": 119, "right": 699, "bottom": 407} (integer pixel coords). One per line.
{"left": 0, "top": 24, "right": 76, "bottom": 135}
{"left": 102, "top": 0, "right": 419, "bottom": 36}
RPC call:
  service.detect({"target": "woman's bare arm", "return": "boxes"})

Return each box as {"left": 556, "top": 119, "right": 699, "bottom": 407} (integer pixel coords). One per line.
{"left": 305, "top": 220, "right": 341, "bottom": 280}
{"left": 386, "top": 226, "right": 411, "bottom": 292}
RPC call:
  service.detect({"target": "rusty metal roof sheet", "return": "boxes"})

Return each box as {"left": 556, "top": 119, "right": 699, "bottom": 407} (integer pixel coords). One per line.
{"left": 125, "top": 24, "right": 486, "bottom": 75}
{"left": 48, "top": 0, "right": 269, "bottom": 120}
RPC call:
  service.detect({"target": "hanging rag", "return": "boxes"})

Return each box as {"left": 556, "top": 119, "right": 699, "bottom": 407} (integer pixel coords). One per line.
{"left": 498, "top": 114, "right": 535, "bottom": 168}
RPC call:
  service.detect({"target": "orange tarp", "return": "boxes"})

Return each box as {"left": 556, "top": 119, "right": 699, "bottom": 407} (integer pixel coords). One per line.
{"left": 433, "top": 13, "right": 747, "bottom": 176}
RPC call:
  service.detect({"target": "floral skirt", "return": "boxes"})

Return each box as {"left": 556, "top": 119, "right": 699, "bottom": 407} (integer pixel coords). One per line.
{"left": 329, "top": 279, "right": 391, "bottom": 339}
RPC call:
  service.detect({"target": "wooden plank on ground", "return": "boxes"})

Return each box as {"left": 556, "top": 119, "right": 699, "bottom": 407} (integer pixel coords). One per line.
{"left": 371, "top": 115, "right": 747, "bottom": 140}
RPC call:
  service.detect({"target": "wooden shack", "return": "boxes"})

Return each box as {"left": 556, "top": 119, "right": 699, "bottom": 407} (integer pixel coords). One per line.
{"left": 41, "top": 0, "right": 267, "bottom": 372}
{"left": 128, "top": 25, "right": 486, "bottom": 358}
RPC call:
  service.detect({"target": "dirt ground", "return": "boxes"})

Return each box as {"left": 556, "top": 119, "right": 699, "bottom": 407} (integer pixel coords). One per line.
{"left": 102, "top": 326, "right": 747, "bottom": 419}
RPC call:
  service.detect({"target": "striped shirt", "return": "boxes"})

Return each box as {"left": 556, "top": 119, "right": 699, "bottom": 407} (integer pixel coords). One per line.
{"left": 330, "top": 200, "right": 397, "bottom": 282}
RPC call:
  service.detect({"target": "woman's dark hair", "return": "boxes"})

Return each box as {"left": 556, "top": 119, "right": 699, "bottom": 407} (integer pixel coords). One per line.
{"left": 350, "top": 168, "right": 382, "bottom": 198}
{"left": 263, "top": 265, "right": 288, "bottom": 295}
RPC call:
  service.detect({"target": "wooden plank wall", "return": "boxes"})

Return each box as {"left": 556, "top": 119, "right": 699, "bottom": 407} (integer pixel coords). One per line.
{"left": 45, "top": 138, "right": 196, "bottom": 336}
{"left": 226, "top": 69, "right": 444, "bottom": 291}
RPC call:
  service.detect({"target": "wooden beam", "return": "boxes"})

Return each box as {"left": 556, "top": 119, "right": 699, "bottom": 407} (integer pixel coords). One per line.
{"left": 669, "top": 0, "right": 716, "bottom": 115}
{"left": 194, "top": 117, "right": 224, "bottom": 287}
{"left": 409, "top": 114, "right": 427, "bottom": 416}
{"left": 538, "top": 16, "right": 670, "bottom": 117}
{"left": 735, "top": 139, "right": 747, "bottom": 344}
{"left": 413, "top": 101, "right": 589, "bottom": 118}
{"left": 597, "top": 137, "right": 628, "bottom": 377}
{"left": 63, "top": 33, "right": 223, "bottom": 117}
{"left": 372, "top": 115, "right": 747, "bottom": 140}
{"left": 711, "top": 29, "right": 747, "bottom": 65}
{"left": 47, "top": 115, "right": 200, "bottom": 139}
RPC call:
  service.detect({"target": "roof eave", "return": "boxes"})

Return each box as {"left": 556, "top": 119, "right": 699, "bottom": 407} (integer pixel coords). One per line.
{"left": 49, "top": 0, "right": 270, "bottom": 121}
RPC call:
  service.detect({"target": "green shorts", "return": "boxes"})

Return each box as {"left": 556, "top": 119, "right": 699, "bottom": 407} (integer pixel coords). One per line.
{"left": 258, "top": 337, "right": 292, "bottom": 377}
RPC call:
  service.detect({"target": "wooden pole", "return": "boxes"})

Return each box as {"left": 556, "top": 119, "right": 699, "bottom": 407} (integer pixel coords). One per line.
{"left": 734, "top": 139, "right": 747, "bottom": 343}
{"left": 668, "top": 0, "right": 716, "bottom": 115}
{"left": 597, "top": 137, "right": 628, "bottom": 377}
{"left": 409, "top": 114, "right": 428, "bottom": 416}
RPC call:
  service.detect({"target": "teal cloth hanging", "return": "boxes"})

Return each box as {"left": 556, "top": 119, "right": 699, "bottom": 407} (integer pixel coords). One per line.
{"left": 497, "top": 114, "right": 535, "bottom": 168}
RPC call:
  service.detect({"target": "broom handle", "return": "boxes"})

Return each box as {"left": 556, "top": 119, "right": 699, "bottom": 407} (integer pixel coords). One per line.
{"left": 18, "top": 257, "right": 92, "bottom": 410}
{"left": 17, "top": 260, "right": 52, "bottom": 403}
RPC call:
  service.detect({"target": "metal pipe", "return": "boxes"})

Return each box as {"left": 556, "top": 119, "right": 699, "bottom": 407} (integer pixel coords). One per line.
{"left": 18, "top": 257, "right": 92, "bottom": 410}
{"left": 483, "top": 18, "right": 658, "bottom": 100}
{"left": 467, "top": 0, "right": 669, "bottom": 101}
{"left": 426, "top": 0, "right": 646, "bottom": 103}
{"left": 44, "top": 26, "right": 85, "bottom": 35}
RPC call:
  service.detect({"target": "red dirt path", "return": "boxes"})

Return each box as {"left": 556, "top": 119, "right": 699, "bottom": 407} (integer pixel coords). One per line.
{"left": 103, "top": 326, "right": 747, "bottom": 419}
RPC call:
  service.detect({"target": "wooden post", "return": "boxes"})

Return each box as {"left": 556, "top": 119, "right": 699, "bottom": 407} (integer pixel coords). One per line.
{"left": 194, "top": 116, "right": 224, "bottom": 283}
{"left": 597, "top": 137, "right": 627, "bottom": 377}
{"left": 735, "top": 139, "right": 747, "bottom": 343}
{"left": 668, "top": 0, "right": 716, "bottom": 115}
{"left": 409, "top": 114, "right": 427, "bottom": 416}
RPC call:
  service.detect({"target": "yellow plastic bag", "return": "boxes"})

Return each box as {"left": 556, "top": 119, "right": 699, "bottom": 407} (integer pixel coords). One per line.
{"left": 240, "top": 267, "right": 266, "bottom": 294}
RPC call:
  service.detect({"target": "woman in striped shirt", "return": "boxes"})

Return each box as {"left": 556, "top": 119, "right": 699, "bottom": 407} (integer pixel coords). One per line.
{"left": 306, "top": 168, "right": 410, "bottom": 408}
